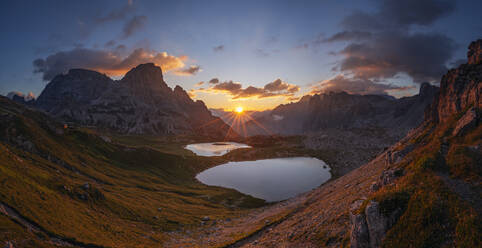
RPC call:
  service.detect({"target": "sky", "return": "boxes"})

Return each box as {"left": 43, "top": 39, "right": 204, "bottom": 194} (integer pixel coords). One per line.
{"left": 0, "top": 0, "right": 480, "bottom": 111}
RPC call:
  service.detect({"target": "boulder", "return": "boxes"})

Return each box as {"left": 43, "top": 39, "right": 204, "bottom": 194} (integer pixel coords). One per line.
{"left": 350, "top": 199, "right": 405, "bottom": 248}
{"left": 350, "top": 200, "right": 370, "bottom": 248}
{"left": 365, "top": 201, "right": 387, "bottom": 248}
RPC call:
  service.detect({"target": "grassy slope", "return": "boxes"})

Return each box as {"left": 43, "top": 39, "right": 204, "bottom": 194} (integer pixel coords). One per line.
{"left": 357, "top": 108, "right": 481, "bottom": 247}
{"left": 0, "top": 98, "right": 265, "bottom": 247}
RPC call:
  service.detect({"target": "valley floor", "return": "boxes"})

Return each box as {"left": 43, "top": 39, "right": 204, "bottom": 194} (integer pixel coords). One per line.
{"left": 162, "top": 145, "right": 388, "bottom": 248}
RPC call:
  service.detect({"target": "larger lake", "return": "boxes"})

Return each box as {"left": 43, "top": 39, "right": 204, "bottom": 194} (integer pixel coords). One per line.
{"left": 196, "top": 157, "right": 331, "bottom": 202}
{"left": 185, "top": 142, "right": 251, "bottom": 156}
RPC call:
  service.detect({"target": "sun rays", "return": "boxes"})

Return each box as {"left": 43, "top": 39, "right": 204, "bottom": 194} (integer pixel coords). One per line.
{"left": 235, "top": 106, "right": 244, "bottom": 113}
{"left": 198, "top": 106, "right": 274, "bottom": 140}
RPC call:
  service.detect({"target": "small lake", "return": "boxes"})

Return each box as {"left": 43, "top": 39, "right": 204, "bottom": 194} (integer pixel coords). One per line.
{"left": 196, "top": 157, "right": 331, "bottom": 202}
{"left": 185, "top": 142, "right": 251, "bottom": 156}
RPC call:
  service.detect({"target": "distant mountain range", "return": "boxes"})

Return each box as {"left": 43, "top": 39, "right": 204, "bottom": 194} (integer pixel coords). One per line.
{"left": 243, "top": 83, "right": 438, "bottom": 138}
{"left": 7, "top": 61, "right": 439, "bottom": 142}
{"left": 24, "top": 63, "right": 231, "bottom": 138}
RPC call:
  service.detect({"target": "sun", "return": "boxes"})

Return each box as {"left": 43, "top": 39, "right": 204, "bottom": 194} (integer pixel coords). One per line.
{"left": 235, "top": 106, "right": 244, "bottom": 113}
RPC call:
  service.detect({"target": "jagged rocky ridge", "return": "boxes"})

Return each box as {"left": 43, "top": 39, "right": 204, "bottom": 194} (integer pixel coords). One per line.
{"left": 35, "top": 63, "right": 230, "bottom": 137}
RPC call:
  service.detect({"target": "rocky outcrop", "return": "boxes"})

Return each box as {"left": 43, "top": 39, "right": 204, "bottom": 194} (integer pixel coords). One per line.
{"left": 350, "top": 200, "right": 403, "bottom": 248}
{"left": 452, "top": 107, "right": 479, "bottom": 136}
{"left": 350, "top": 200, "right": 370, "bottom": 248}
{"left": 34, "top": 63, "right": 230, "bottom": 137}
{"left": 385, "top": 143, "right": 415, "bottom": 165}
{"left": 370, "top": 168, "right": 403, "bottom": 192}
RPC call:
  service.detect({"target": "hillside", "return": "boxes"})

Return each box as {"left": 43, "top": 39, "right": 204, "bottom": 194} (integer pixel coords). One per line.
{"left": 0, "top": 96, "right": 264, "bottom": 247}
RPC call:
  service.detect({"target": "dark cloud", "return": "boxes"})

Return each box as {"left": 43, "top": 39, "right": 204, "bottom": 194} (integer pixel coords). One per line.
{"left": 212, "top": 81, "right": 243, "bottom": 93}
{"left": 264, "top": 79, "right": 300, "bottom": 93}
{"left": 104, "top": 40, "right": 116, "bottom": 47}
{"left": 310, "top": 75, "right": 414, "bottom": 95}
{"left": 338, "top": 32, "right": 456, "bottom": 82}
{"left": 114, "top": 44, "right": 127, "bottom": 54}
{"left": 213, "top": 45, "right": 224, "bottom": 52}
{"left": 209, "top": 78, "right": 220, "bottom": 84}
{"left": 341, "top": 0, "right": 455, "bottom": 31}
{"left": 326, "top": 0, "right": 457, "bottom": 83}
{"left": 122, "top": 15, "right": 147, "bottom": 38}
{"left": 203, "top": 78, "right": 300, "bottom": 99}
{"left": 33, "top": 48, "right": 188, "bottom": 80}
{"left": 322, "top": 31, "right": 372, "bottom": 43}
{"left": 173, "top": 65, "right": 201, "bottom": 76}
{"left": 96, "top": 3, "right": 134, "bottom": 23}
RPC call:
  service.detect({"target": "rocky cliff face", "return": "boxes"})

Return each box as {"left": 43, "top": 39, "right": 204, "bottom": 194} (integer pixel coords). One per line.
{"left": 427, "top": 39, "right": 481, "bottom": 124}
{"left": 35, "top": 63, "right": 230, "bottom": 137}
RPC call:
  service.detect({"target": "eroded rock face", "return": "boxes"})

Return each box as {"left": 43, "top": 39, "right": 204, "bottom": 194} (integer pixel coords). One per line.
{"left": 350, "top": 200, "right": 370, "bottom": 248}
{"left": 427, "top": 40, "right": 481, "bottom": 123}
{"left": 452, "top": 107, "right": 479, "bottom": 136}
{"left": 350, "top": 200, "right": 403, "bottom": 248}
{"left": 365, "top": 201, "right": 387, "bottom": 248}
{"left": 386, "top": 144, "right": 415, "bottom": 165}
{"left": 35, "top": 63, "right": 230, "bottom": 137}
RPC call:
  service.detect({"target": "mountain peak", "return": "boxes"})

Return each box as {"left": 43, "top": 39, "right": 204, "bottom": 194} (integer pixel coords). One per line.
{"left": 418, "top": 82, "right": 438, "bottom": 100}
{"left": 121, "top": 63, "right": 170, "bottom": 96}
{"left": 55, "top": 68, "right": 110, "bottom": 82}
{"left": 468, "top": 39, "right": 482, "bottom": 65}
{"left": 122, "top": 63, "right": 164, "bottom": 81}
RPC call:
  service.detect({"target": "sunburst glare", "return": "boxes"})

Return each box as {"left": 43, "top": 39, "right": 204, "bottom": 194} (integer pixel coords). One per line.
{"left": 235, "top": 106, "right": 244, "bottom": 113}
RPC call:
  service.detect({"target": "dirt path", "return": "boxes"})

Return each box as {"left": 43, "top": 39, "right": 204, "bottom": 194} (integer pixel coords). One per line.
{"left": 225, "top": 204, "right": 306, "bottom": 248}
{"left": 0, "top": 201, "right": 105, "bottom": 248}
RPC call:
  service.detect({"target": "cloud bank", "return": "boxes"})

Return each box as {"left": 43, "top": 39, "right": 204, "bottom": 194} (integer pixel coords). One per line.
{"left": 310, "top": 75, "right": 414, "bottom": 95}
{"left": 194, "top": 78, "right": 300, "bottom": 100}
{"left": 325, "top": 0, "right": 456, "bottom": 84}
{"left": 33, "top": 48, "right": 190, "bottom": 80}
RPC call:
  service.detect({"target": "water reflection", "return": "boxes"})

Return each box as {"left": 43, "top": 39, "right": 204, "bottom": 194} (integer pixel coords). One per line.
{"left": 196, "top": 157, "right": 331, "bottom": 202}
